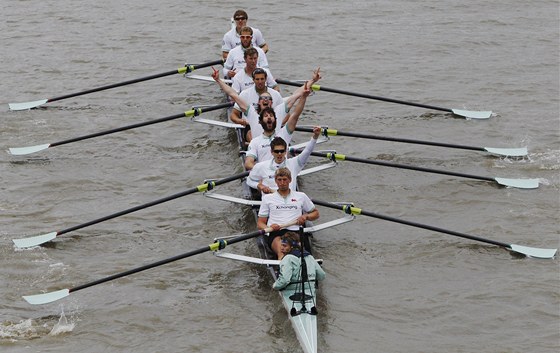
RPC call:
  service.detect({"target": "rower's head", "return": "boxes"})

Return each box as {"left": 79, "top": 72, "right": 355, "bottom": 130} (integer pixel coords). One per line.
{"left": 244, "top": 47, "right": 259, "bottom": 71}
{"left": 252, "top": 67, "right": 268, "bottom": 91}
{"left": 233, "top": 10, "right": 248, "bottom": 30}
{"left": 270, "top": 138, "right": 288, "bottom": 164}
{"left": 259, "top": 107, "right": 277, "bottom": 132}
{"left": 280, "top": 231, "right": 300, "bottom": 254}
{"left": 240, "top": 26, "right": 253, "bottom": 48}
{"left": 274, "top": 167, "right": 292, "bottom": 191}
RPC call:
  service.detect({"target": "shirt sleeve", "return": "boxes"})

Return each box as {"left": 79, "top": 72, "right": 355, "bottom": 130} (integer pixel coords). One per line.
{"left": 257, "top": 194, "right": 270, "bottom": 218}
{"left": 296, "top": 137, "right": 318, "bottom": 167}
{"left": 273, "top": 258, "right": 295, "bottom": 290}
{"left": 247, "top": 166, "right": 262, "bottom": 190}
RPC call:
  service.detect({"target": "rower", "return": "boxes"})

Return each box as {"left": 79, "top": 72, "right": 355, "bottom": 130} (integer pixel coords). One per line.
{"left": 231, "top": 47, "right": 279, "bottom": 93}
{"left": 257, "top": 168, "right": 319, "bottom": 259}
{"left": 212, "top": 67, "right": 320, "bottom": 143}
{"left": 244, "top": 85, "right": 310, "bottom": 170}
{"left": 222, "top": 9, "right": 268, "bottom": 61}
{"left": 247, "top": 126, "right": 321, "bottom": 194}
{"left": 272, "top": 231, "right": 325, "bottom": 292}
{"left": 223, "top": 26, "right": 269, "bottom": 79}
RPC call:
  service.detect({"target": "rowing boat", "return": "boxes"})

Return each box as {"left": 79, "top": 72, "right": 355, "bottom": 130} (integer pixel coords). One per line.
{"left": 215, "top": 101, "right": 321, "bottom": 353}
{"left": 196, "top": 76, "right": 345, "bottom": 352}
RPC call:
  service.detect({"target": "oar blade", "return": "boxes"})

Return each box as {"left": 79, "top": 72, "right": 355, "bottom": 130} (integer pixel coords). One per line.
{"left": 13, "top": 232, "right": 57, "bottom": 249}
{"left": 23, "top": 289, "right": 70, "bottom": 305}
{"left": 9, "top": 99, "right": 49, "bottom": 111}
{"left": 509, "top": 244, "right": 557, "bottom": 259}
{"left": 9, "top": 144, "right": 51, "bottom": 156}
{"left": 494, "top": 177, "right": 539, "bottom": 189}
{"left": 484, "top": 147, "right": 528, "bottom": 157}
{"left": 451, "top": 109, "right": 493, "bottom": 119}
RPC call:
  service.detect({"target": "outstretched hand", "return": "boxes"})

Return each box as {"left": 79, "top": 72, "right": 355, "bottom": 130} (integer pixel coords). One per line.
{"left": 211, "top": 67, "right": 220, "bottom": 81}
{"left": 312, "top": 67, "right": 321, "bottom": 83}
{"left": 312, "top": 126, "right": 321, "bottom": 139}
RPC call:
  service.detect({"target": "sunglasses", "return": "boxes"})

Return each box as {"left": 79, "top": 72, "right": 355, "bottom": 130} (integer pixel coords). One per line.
{"left": 272, "top": 149, "right": 286, "bottom": 154}
{"left": 240, "top": 35, "right": 252, "bottom": 39}
{"left": 259, "top": 95, "right": 273, "bottom": 101}
{"left": 234, "top": 17, "right": 247, "bottom": 21}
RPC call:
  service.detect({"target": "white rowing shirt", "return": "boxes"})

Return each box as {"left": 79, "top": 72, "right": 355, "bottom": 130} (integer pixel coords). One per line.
{"left": 258, "top": 190, "right": 315, "bottom": 231}
{"left": 231, "top": 67, "right": 277, "bottom": 93}
{"left": 246, "top": 137, "right": 317, "bottom": 192}
{"left": 223, "top": 46, "right": 269, "bottom": 78}
{"left": 246, "top": 125, "right": 293, "bottom": 164}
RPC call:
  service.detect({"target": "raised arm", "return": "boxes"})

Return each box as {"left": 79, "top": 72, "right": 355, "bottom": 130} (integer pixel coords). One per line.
{"left": 295, "top": 126, "right": 321, "bottom": 167}
{"left": 283, "top": 67, "right": 321, "bottom": 109}
{"left": 211, "top": 67, "right": 248, "bottom": 112}
{"left": 284, "top": 87, "right": 311, "bottom": 134}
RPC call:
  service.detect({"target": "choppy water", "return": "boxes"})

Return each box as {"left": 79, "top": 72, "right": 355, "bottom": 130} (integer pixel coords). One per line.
{"left": 1, "top": 1, "right": 559, "bottom": 352}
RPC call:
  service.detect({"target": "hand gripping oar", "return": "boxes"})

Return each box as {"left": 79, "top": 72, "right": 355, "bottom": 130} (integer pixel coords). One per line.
{"left": 12, "top": 171, "right": 249, "bottom": 248}
{"left": 8, "top": 59, "right": 224, "bottom": 111}
{"left": 276, "top": 79, "right": 492, "bottom": 119}
{"left": 295, "top": 126, "right": 527, "bottom": 158}
{"left": 297, "top": 149, "right": 538, "bottom": 189}
{"left": 8, "top": 102, "right": 233, "bottom": 156}
{"left": 312, "top": 199, "right": 557, "bottom": 259}
{"left": 22, "top": 219, "right": 299, "bottom": 305}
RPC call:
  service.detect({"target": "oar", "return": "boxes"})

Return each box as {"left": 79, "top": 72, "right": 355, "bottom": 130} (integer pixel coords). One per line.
{"left": 312, "top": 199, "right": 557, "bottom": 259}
{"left": 276, "top": 79, "right": 492, "bottom": 119}
{"left": 8, "top": 102, "right": 233, "bottom": 156}
{"left": 8, "top": 59, "right": 224, "bottom": 111}
{"left": 12, "top": 171, "right": 249, "bottom": 248}
{"left": 295, "top": 126, "right": 527, "bottom": 158}
{"left": 22, "top": 220, "right": 298, "bottom": 305}
{"left": 296, "top": 149, "right": 538, "bottom": 189}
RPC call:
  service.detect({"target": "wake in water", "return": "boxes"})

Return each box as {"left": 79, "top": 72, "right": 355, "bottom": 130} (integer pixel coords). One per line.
{"left": 0, "top": 307, "right": 75, "bottom": 342}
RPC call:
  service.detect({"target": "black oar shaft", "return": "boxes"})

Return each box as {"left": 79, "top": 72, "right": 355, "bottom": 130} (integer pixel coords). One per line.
{"left": 276, "top": 79, "right": 452, "bottom": 113}
{"left": 295, "top": 127, "right": 485, "bottom": 152}
{"left": 58, "top": 171, "right": 248, "bottom": 236}
{"left": 309, "top": 151, "right": 495, "bottom": 183}
{"left": 50, "top": 102, "right": 233, "bottom": 148}
{"left": 70, "top": 229, "right": 264, "bottom": 294}
{"left": 46, "top": 59, "right": 223, "bottom": 103}
{"left": 311, "top": 199, "right": 509, "bottom": 248}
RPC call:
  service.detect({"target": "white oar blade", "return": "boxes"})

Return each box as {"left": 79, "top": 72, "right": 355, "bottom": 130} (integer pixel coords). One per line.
{"left": 451, "top": 109, "right": 493, "bottom": 119}
{"left": 9, "top": 143, "right": 51, "bottom": 156}
{"left": 23, "top": 289, "right": 70, "bottom": 305}
{"left": 509, "top": 244, "right": 557, "bottom": 259}
{"left": 13, "top": 232, "right": 57, "bottom": 249}
{"left": 494, "top": 177, "right": 539, "bottom": 189}
{"left": 9, "top": 99, "right": 49, "bottom": 111}
{"left": 484, "top": 147, "right": 528, "bottom": 157}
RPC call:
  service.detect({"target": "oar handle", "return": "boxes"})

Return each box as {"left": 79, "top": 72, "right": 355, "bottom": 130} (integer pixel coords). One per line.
{"left": 276, "top": 79, "right": 452, "bottom": 113}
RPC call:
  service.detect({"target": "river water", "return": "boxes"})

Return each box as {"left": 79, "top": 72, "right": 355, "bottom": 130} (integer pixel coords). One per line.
{"left": 1, "top": 1, "right": 558, "bottom": 352}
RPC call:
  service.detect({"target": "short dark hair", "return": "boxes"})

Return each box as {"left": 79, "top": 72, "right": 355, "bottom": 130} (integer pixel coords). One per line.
{"left": 252, "top": 67, "right": 267, "bottom": 79}
{"left": 259, "top": 107, "right": 276, "bottom": 121}
{"left": 270, "top": 136, "right": 287, "bottom": 150}
{"left": 233, "top": 10, "right": 248, "bottom": 19}
{"left": 244, "top": 47, "right": 258, "bottom": 59}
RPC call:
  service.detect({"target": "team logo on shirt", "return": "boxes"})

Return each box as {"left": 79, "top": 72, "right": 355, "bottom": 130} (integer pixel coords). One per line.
{"left": 274, "top": 205, "right": 298, "bottom": 210}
